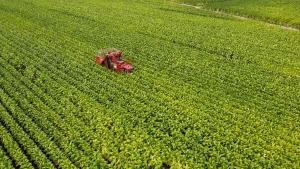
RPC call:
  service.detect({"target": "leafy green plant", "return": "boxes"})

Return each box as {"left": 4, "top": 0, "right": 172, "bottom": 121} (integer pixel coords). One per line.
{"left": 0, "top": 0, "right": 299, "bottom": 168}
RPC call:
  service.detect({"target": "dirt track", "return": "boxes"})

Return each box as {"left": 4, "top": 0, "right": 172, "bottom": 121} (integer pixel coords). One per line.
{"left": 171, "top": 2, "right": 299, "bottom": 31}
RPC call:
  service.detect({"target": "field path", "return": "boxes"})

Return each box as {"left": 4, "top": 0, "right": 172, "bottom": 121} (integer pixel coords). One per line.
{"left": 171, "top": 2, "right": 299, "bottom": 31}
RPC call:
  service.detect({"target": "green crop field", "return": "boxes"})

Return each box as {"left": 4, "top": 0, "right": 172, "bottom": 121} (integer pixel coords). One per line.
{"left": 170, "top": 0, "right": 300, "bottom": 29}
{"left": 0, "top": 0, "right": 300, "bottom": 168}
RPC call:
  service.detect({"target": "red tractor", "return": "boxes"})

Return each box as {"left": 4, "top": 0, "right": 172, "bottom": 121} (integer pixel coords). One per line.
{"left": 96, "top": 48, "right": 133, "bottom": 74}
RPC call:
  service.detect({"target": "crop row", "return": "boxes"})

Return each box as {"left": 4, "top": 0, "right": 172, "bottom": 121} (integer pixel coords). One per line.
{"left": 0, "top": 104, "right": 21, "bottom": 169}
{"left": 2, "top": 6, "right": 298, "bottom": 130}
{"left": 1, "top": 16, "right": 298, "bottom": 169}
{"left": 2, "top": 3, "right": 298, "bottom": 125}
{"left": 2, "top": 1, "right": 300, "bottom": 154}
{"left": 0, "top": 0, "right": 300, "bottom": 168}
{"left": 0, "top": 36, "right": 112, "bottom": 168}
{"left": 0, "top": 88, "right": 56, "bottom": 168}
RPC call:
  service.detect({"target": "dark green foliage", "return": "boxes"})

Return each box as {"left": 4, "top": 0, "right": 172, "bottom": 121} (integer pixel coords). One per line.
{"left": 0, "top": 0, "right": 299, "bottom": 168}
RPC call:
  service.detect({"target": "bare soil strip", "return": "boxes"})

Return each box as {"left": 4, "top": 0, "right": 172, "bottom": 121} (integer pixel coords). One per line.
{"left": 171, "top": 2, "right": 299, "bottom": 31}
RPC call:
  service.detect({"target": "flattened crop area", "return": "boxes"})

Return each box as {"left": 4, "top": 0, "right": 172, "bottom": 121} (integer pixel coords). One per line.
{"left": 0, "top": 0, "right": 300, "bottom": 168}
